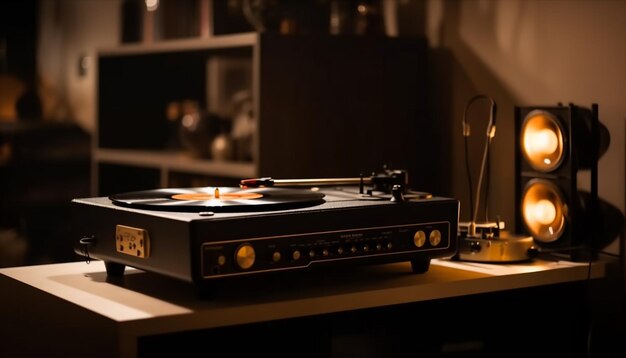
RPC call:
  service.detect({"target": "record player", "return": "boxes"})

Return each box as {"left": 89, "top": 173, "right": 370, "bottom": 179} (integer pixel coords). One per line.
{"left": 71, "top": 169, "right": 459, "bottom": 294}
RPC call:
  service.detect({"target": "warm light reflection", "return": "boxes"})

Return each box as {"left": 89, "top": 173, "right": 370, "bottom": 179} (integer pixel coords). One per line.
{"left": 524, "top": 128, "right": 559, "bottom": 156}
{"left": 0, "top": 74, "right": 26, "bottom": 120}
{"left": 526, "top": 199, "right": 557, "bottom": 226}
{"left": 520, "top": 111, "right": 564, "bottom": 172}
{"left": 181, "top": 113, "right": 198, "bottom": 129}
{"left": 145, "top": 0, "right": 159, "bottom": 12}
{"left": 521, "top": 180, "right": 565, "bottom": 243}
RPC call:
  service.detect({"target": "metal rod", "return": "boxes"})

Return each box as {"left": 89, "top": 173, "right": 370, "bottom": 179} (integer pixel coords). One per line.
{"left": 241, "top": 177, "right": 373, "bottom": 188}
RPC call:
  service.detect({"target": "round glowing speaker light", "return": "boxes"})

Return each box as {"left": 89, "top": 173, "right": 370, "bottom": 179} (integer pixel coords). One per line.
{"left": 521, "top": 110, "right": 565, "bottom": 172}
{"left": 521, "top": 180, "right": 566, "bottom": 243}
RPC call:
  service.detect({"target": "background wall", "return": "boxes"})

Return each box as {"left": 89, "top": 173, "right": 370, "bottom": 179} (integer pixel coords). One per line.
{"left": 423, "top": 0, "right": 626, "bottom": 253}
{"left": 38, "top": 0, "right": 120, "bottom": 132}
{"left": 38, "top": 0, "right": 626, "bottom": 252}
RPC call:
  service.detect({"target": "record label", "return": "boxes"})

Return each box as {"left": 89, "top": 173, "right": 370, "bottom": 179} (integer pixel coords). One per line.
{"left": 110, "top": 187, "right": 326, "bottom": 212}
{"left": 171, "top": 190, "right": 263, "bottom": 201}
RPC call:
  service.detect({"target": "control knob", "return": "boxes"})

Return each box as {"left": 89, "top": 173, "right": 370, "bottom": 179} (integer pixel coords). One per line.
{"left": 235, "top": 243, "right": 256, "bottom": 270}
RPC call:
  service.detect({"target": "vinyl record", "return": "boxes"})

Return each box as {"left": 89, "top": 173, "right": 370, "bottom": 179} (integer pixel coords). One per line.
{"left": 109, "top": 187, "right": 326, "bottom": 212}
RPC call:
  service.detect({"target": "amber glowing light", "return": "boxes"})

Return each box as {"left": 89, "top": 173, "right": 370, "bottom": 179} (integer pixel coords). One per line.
{"left": 521, "top": 180, "right": 566, "bottom": 243}
{"left": 521, "top": 111, "right": 564, "bottom": 172}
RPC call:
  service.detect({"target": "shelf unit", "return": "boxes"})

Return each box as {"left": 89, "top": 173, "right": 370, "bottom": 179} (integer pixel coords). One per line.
{"left": 93, "top": 32, "right": 433, "bottom": 196}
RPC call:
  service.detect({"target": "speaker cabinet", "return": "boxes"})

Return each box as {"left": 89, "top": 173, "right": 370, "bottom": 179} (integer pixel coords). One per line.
{"left": 514, "top": 103, "right": 607, "bottom": 261}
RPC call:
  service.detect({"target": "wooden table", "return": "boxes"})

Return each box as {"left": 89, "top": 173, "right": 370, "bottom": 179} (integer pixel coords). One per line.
{"left": 0, "top": 258, "right": 610, "bottom": 357}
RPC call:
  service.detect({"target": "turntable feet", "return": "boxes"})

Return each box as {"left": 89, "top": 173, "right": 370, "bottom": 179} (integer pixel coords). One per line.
{"left": 104, "top": 261, "right": 126, "bottom": 277}
{"left": 195, "top": 283, "right": 217, "bottom": 300}
{"left": 410, "top": 259, "right": 430, "bottom": 274}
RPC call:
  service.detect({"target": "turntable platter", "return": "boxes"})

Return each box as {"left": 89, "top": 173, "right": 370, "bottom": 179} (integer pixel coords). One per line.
{"left": 110, "top": 187, "right": 326, "bottom": 212}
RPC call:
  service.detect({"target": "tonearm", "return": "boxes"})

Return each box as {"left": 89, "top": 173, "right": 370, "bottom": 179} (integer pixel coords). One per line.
{"left": 240, "top": 168, "right": 409, "bottom": 194}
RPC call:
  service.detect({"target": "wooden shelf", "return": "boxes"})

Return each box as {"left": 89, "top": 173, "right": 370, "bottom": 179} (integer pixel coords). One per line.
{"left": 98, "top": 32, "right": 258, "bottom": 56}
{"left": 94, "top": 34, "right": 433, "bottom": 195}
{"left": 94, "top": 148, "right": 256, "bottom": 178}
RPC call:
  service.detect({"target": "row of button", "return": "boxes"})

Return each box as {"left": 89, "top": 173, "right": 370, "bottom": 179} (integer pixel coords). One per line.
{"left": 277, "top": 241, "right": 395, "bottom": 263}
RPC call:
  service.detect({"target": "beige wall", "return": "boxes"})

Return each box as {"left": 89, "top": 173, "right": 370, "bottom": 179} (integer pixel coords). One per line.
{"left": 426, "top": 0, "right": 625, "bottom": 251}
{"left": 38, "top": 0, "right": 120, "bottom": 132}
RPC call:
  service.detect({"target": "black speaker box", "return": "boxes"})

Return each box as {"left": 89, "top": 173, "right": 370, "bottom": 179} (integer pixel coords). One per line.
{"left": 514, "top": 103, "right": 604, "bottom": 261}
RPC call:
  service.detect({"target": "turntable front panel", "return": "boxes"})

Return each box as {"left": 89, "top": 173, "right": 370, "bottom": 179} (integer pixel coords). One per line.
{"left": 200, "top": 221, "right": 451, "bottom": 278}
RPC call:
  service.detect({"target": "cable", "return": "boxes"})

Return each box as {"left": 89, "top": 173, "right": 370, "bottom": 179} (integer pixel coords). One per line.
{"left": 484, "top": 132, "right": 494, "bottom": 223}
{"left": 77, "top": 236, "right": 96, "bottom": 264}
{"left": 473, "top": 126, "right": 491, "bottom": 224}
{"left": 463, "top": 129, "right": 474, "bottom": 224}
{"left": 462, "top": 95, "right": 497, "bottom": 236}
{"left": 598, "top": 251, "right": 620, "bottom": 258}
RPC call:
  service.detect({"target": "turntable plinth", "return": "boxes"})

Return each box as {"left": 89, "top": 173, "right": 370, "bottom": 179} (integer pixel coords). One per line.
{"left": 71, "top": 184, "right": 459, "bottom": 295}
